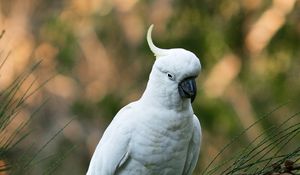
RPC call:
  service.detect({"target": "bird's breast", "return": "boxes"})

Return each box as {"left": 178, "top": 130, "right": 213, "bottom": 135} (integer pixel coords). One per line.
{"left": 129, "top": 109, "right": 194, "bottom": 173}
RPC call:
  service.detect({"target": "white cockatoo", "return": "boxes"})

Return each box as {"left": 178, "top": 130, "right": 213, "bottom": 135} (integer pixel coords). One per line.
{"left": 87, "top": 25, "right": 202, "bottom": 175}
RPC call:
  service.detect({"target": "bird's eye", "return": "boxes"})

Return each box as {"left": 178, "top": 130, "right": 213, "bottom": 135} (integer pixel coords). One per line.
{"left": 167, "top": 73, "right": 175, "bottom": 81}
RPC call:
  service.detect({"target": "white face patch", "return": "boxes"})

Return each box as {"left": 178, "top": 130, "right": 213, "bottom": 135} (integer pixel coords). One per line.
{"left": 154, "top": 49, "right": 201, "bottom": 82}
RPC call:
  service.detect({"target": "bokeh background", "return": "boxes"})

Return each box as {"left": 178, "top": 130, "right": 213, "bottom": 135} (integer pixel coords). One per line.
{"left": 0, "top": 0, "right": 299, "bottom": 174}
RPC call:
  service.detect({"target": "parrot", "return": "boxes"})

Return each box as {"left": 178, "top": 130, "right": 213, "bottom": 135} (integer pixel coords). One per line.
{"left": 86, "top": 25, "right": 202, "bottom": 175}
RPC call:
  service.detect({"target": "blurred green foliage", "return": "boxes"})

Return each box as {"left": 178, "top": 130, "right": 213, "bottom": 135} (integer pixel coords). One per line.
{"left": 0, "top": 0, "right": 299, "bottom": 174}
{"left": 41, "top": 17, "right": 79, "bottom": 73}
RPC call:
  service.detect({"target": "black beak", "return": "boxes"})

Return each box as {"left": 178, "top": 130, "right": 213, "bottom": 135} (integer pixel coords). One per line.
{"left": 178, "top": 77, "right": 197, "bottom": 103}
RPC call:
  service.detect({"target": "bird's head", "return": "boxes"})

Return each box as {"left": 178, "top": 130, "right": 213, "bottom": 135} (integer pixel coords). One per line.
{"left": 146, "top": 25, "right": 201, "bottom": 104}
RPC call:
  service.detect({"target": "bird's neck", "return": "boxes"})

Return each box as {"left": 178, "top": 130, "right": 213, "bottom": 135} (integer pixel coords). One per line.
{"left": 140, "top": 75, "right": 191, "bottom": 111}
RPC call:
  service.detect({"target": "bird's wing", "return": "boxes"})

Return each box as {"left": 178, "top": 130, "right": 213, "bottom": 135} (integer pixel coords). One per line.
{"left": 182, "top": 115, "right": 202, "bottom": 175}
{"left": 87, "top": 103, "right": 136, "bottom": 175}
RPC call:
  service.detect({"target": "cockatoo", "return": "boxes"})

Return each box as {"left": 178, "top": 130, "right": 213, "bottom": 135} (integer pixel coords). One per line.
{"left": 87, "top": 25, "right": 202, "bottom": 175}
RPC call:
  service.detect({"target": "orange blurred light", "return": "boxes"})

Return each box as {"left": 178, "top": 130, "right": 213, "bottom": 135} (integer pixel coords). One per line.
{"left": 245, "top": 0, "right": 297, "bottom": 54}
{"left": 0, "top": 160, "right": 8, "bottom": 175}
{"left": 45, "top": 74, "right": 77, "bottom": 100}
{"left": 204, "top": 54, "right": 241, "bottom": 98}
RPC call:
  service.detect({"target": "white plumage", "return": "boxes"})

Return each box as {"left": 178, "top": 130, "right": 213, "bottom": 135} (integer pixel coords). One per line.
{"left": 87, "top": 25, "right": 202, "bottom": 175}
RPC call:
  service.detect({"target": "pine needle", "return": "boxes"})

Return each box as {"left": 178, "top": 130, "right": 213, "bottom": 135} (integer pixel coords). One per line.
{"left": 203, "top": 101, "right": 300, "bottom": 175}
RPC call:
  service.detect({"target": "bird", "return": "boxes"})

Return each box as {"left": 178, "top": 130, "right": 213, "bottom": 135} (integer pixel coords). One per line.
{"left": 86, "top": 25, "right": 202, "bottom": 175}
